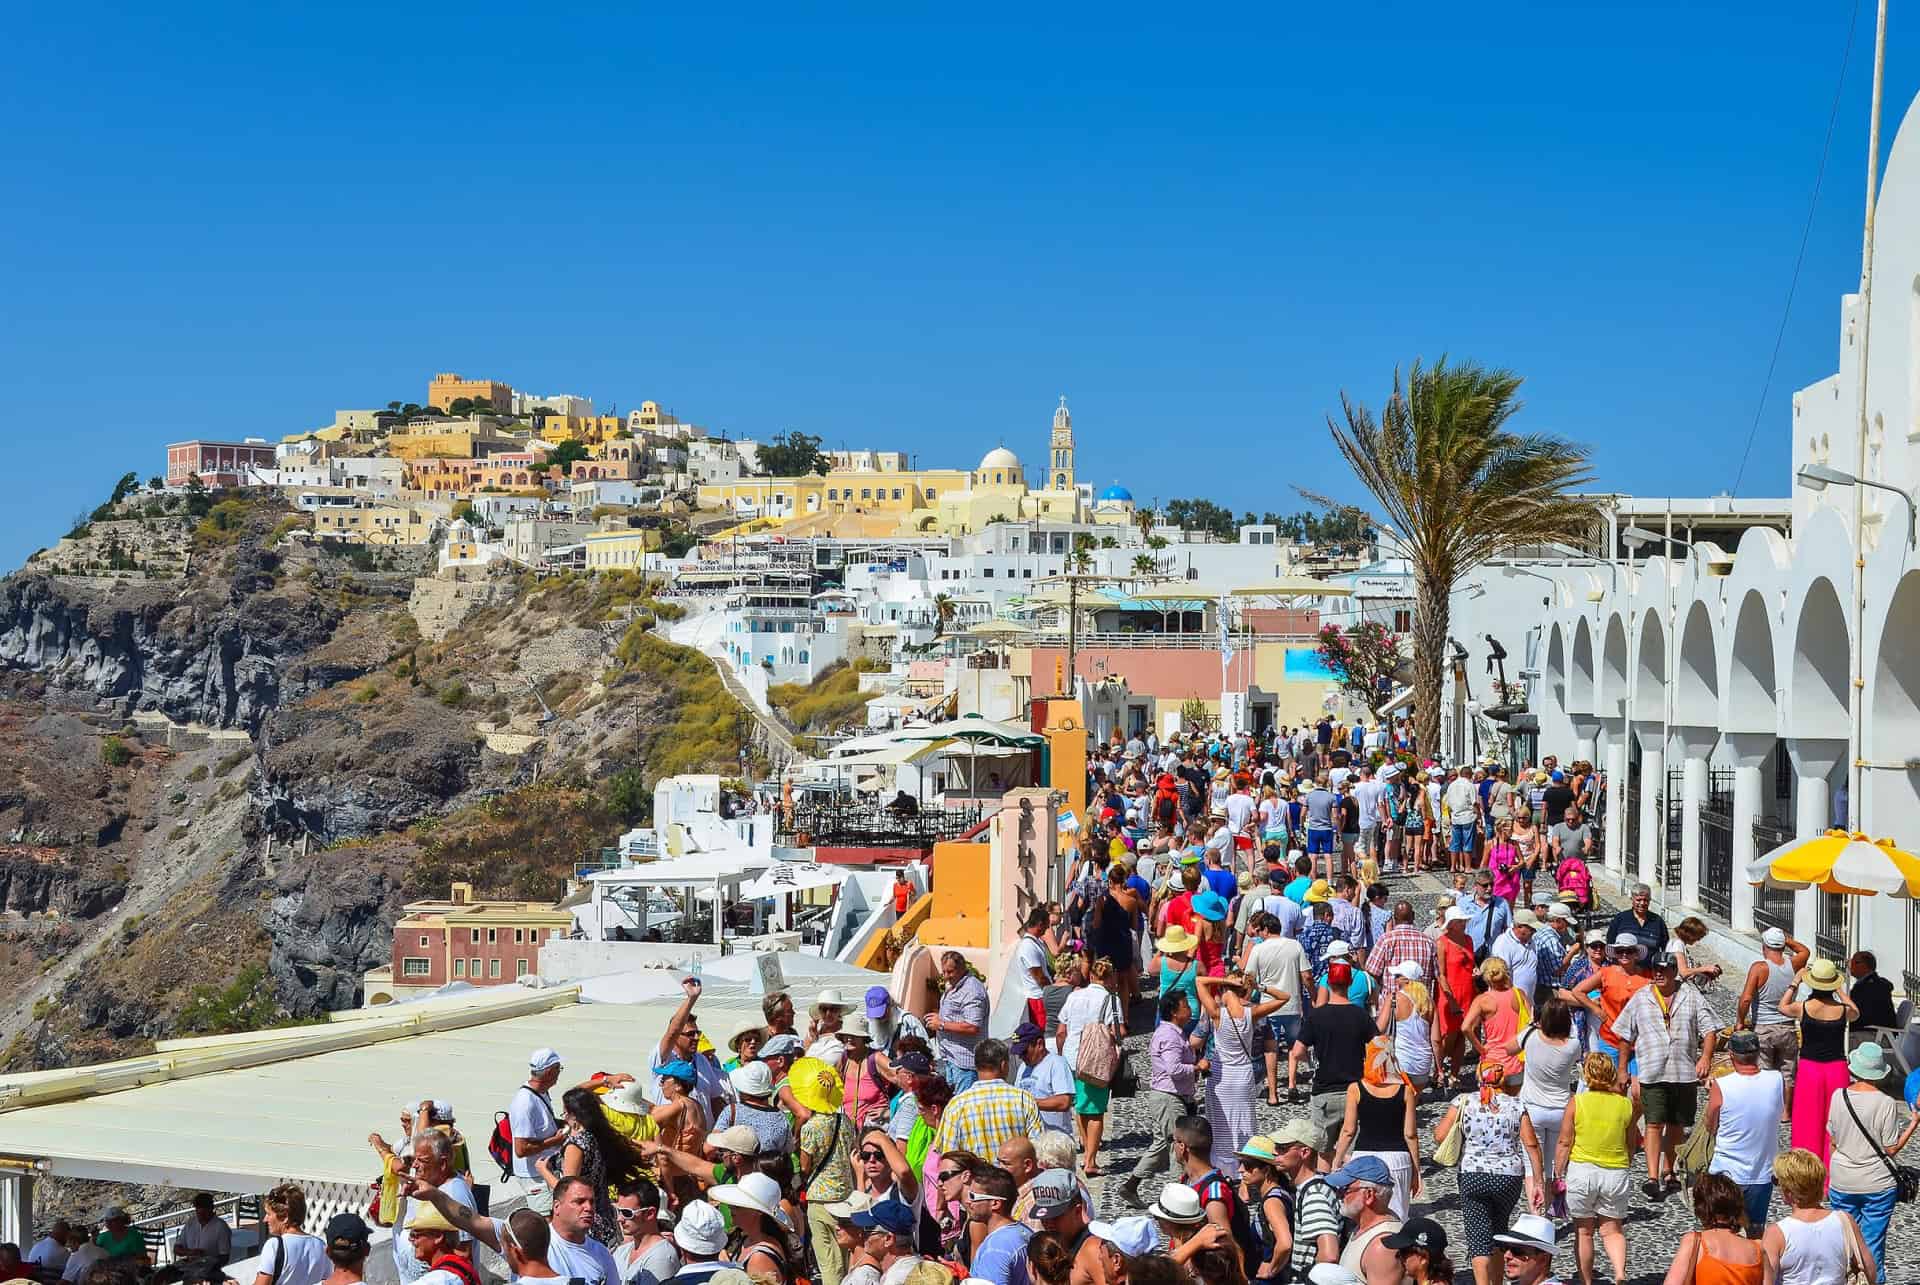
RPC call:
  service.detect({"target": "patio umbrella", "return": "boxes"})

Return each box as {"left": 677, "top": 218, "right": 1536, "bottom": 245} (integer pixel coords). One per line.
{"left": 1747, "top": 829, "right": 1920, "bottom": 899}
{"left": 891, "top": 713, "right": 1043, "bottom": 801}
{"left": 744, "top": 861, "right": 849, "bottom": 898}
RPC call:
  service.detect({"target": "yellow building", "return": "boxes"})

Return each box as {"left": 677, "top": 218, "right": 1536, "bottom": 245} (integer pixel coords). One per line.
{"left": 429, "top": 373, "right": 515, "bottom": 413}
{"left": 313, "top": 503, "right": 436, "bottom": 545}
{"left": 388, "top": 423, "right": 526, "bottom": 461}
{"left": 539, "top": 414, "right": 626, "bottom": 444}
{"left": 584, "top": 528, "right": 662, "bottom": 570}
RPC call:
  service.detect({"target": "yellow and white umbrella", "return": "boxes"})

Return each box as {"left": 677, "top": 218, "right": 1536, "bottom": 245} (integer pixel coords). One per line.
{"left": 1747, "top": 829, "right": 1920, "bottom": 899}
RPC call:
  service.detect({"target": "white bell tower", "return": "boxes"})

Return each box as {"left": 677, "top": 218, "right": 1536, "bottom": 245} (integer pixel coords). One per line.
{"left": 1049, "top": 395, "right": 1075, "bottom": 491}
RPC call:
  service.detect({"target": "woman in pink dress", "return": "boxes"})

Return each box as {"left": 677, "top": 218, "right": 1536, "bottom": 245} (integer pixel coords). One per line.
{"left": 1486, "top": 820, "right": 1523, "bottom": 906}
{"left": 1463, "top": 956, "right": 1527, "bottom": 1088}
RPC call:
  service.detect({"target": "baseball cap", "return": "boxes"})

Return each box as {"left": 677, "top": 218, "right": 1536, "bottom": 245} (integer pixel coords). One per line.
{"left": 1610, "top": 932, "right": 1644, "bottom": 955}
{"left": 1271, "top": 1118, "right": 1321, "bottom": 1150}
{"left": 760, "top": 1034, "right": 805, "bottom": 1057}
{"left": 1325, "top": 1155, "right": 1393, "bottom": 1190}
{"left": 1390, "top": 960, "right": 1423, "bottom": 980}
{"left": 1267, "top": 867, "right": 1289, "bottom": 885}
{"left": 1010, "top": 1021, "right": 1047, "bottom": 1052}
{"left": 824, "top": 1192, "right": 876, "bottom": 1221}
{"left": 864, "top": 985, "right": 893, "bottom": 1018}
{"left": 1727, "top": 1030, "right": 1761, "bottom": 1058}
{"left": 1648, "top": 951, "right": 1678, "bottom": 972}
{"left": 325, "top": 1213, "right": 372, "bottom": 1252}
{"left": 849, "top": 1199, "right": 917, "bottom": 1237}
{"left": 1088, "top": 1217, "right": 1158, "bottom": 1257}
{"left": 529, "top": 1047, "right": 563, "bottom": 1072}
{"left": 1512, "top": 909, "right": 1540, "bottom": 928}
{"left": 1762, "top": 927, "right": 1788, "bottom": 949}
{"left": 709, "top": 1124, "right": 761, "bottom": 1156}
{"left": 1026, "top": 1168, "right": 1080, "bottom": 1219}
{"left": 656, "top": 1058, "right": 698, "bottom": 1085}
{"left": 893, "top": 1051, "right": 933, "bottom": 1076}
{"left": 1547, "top": 903, "right": 1573, "bottom": 920}
{"left": 1381, "top": 1216, "right": 1449, "bottom": 1254}
{"left": 1585, "top": 929, "right": 1610, "bottom": 945}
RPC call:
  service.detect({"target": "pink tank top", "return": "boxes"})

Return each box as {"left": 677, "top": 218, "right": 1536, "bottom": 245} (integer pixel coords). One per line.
{"left": 1481, "top": 989, "right": 1522, "bottom": 1076}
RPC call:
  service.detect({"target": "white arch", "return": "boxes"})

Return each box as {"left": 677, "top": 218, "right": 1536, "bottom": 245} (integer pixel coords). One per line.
{"left": 1547, "top": 623, "right": 1568, "bottom": 715}
{"left": 1570, "top": 616, "right": 1596, "bottom": 715}
{"left": 1675, "top": 601, "right": 1718, "bottom": 728}
{"left": 1727, "top": 589, "right": 1779, "bottom": 736}
{"left": 1634, "top": 608, "right": 1667, "bottom": 717}
{"left": 1791, "top": 577, "right": 1851, "bottom": 741}
{"left": 1600, "top": 614, "right": 1630, "bottom": 720}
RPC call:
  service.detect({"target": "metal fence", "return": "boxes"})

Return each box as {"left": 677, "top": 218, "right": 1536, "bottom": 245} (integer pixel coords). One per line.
{"left": 782, "top": 800, "right": 986, "bottom": 848}
{"left": 1700, "top": 768, "right": 1736, "bottom": 920}
{"left": 1660, "top": 768, "right": 1683, "bottom": 893}
{"left": 1752, "top": 815, "right": 1798, "bottom": 936}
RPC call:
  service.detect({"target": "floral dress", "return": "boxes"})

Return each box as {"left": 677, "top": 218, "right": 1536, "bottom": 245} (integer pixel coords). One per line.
{"left": 565, "top": 1127, "right": 620, "bottom": 1246}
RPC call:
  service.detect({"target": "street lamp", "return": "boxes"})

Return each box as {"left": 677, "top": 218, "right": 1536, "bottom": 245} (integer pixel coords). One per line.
{"left": 1797, "top": 462, "right": 1917, "bottom": 548}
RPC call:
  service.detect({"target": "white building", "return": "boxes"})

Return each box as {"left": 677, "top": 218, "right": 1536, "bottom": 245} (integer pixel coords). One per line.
{"left": 514, "top": 392, "right": 595, "bottom": 417}
{"left": 572, "top": 479, "right": 660, "bottom": 510}
{"left": 689, "top": 439, "right": 743, "bottom": 486}
{"left": 720, "top": 583, "right": 851, "bottom": 684}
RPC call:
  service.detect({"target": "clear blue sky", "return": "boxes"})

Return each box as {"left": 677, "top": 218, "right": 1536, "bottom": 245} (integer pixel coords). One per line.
{"left": 3, "top": 3, "right": 1908, "bottom": 568}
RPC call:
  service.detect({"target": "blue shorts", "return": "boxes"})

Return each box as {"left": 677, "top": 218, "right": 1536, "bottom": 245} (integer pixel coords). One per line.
{"left": 1594, "top": 1036, "right": 1638, "bottom": 1079}
{"left": 1306, "top": 829, "right": 1335, "bottom": 855}
{"left": 1267, "top": 1014, "right": 1301, "bottom": 1050}
{"left": 1450, "top": 823, "right": 1476, "bottom": 853}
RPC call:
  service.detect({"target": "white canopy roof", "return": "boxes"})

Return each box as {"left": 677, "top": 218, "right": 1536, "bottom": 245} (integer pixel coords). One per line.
{"left": 585, "top": 853, "right": 774, "bottom": 887}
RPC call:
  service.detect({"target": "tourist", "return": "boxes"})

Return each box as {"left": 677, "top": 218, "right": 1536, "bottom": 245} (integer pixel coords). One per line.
{"left": 651, "top": 1059, "right": 709, "bottom": 1155}
{"left": 1668, "top": 917, "right": 1723, "bottom": 988}
{"left": 1776, "top": 959, "right": 1859, "bottom": 1167}
{"left": 1434, "top": 1062, "right": 1546, "bottom": 1285}
{"left": 58, "top": 1223, "right": 103, "bottom": 1284}
{"left": 932, "top": 1039, "right": 1044, "bottom": 1161}
{"left": 1462, "top": 957, "right": 1526, "bottom": 1090}
{"left": 1554, "top": 1052, "right": 1638, "bottom": 1285}
{"left": 1486, "top": 820, "right": 1523, "bottom": 907}
{"left": 841, "top": 1014, "right": 894, "bottom": 1128}
{"left": 1367, "top": 901, "right": 1436, "bottom": 994}
{"left": 1433, "top": 907, "right": 1477, "bottom": 1089}
{"left": 666, "top": 1201, "right": 739, "bottom": 1284}
{"left": 928, "top": 952, "right": 990, "bottom": 1091}
{"left": 764, "top": 991, "right": 799, "bottom": 1042}
{"left": 410, "top": 1175, "right": 620, "bottom": 1284}
{"left": 174, "top": 1195, "right": 232, "bottom": 1266}
{"left": 1303, "top": 775, "right": 1338, "bottom": 876}
{"left": 707, "top": 1172, "right": 793, "bottom": 1282}
{"left": 1763, "top": 1147, "right": 1874, "bottom": 1285}
{"left": 1325, "top": 1155, "right": 1403, "bottom": 1283}
{"left": 854, "top": 1128, "right": 920, "bottom": 1207}
{"left": 1462, "top": 872, "right": 1511, "bottom": 961}
{"left": 1489, "top": 912, "right": 1542, "bottom": 1016}
{"left": 509, "top": 1050, "right": 571, "bottom": 1213}
{"left": 867, "top": 987, "right": 928, "bottom": 1063}
{"left": 1331, "top": 1039, "right": 1421, "bottom": 1219}
{"left": 794, "top": 1057, "right": 856, "bottom": 1285}
{"left": 1444, "top": 766, "right": 1480, "bottom": 874}
{"left": 1011, "top": 1021, "right": 1076, "bottom": 1134}
{"left": 611, "top": 1181, "right": 679, "bottom": 1285}
{"left": 1023, "top": 1231, "right": 1072, "bottom": 1285}
{"left": 397, "top": 1206, "right": 473, "bottom": 1285}
{"left": 1225, "top": 1137, "right": 1292, "bottom": 1280}
{"left": 656, "top": 980, "right": 730, "bottom": 1116}
{"left": 253, "top": 1186, "right": 328, "bottom": 1285}
{"left": 1662, "top": 1174, "right": 1773, "bottom": 1285}
{"left": 1563, "top": 935, "right": 1651, "bottom": 1071}
{"left": 1612, "top": 951, "right": 1717, "bottom": 1196}
{"left": 386, "top": 1131, "right": 476, "bottom": 1281}
{"left": 1823, "top": 1041, "right": 1915, "bottom": 1279}
{"left": 1059, "top": 956, "right": 1126, "bottom": 1176}
{"left": 1737, "top": 929, "right": 1810, "bottom": 1080}
{"left": 1197, "top": 970, "right": 1288, "bottom": 1177}
{"left": 1534, "top": 903, "right": 1574, "bottom": 1003}
{"left": 28, "top": 1220, "right": 71, "bottom": 1276}
{"left": 963, "top": 1167, "right": 1032, "bottom": 1285}
{"left": 541, "top": 1087, "right": 638, "bottom": 1244}
{"left": 1190, "top": 888, "right": 1230, "bottom": 977}
{"left": 1555, "top": 931, "right": 1608, "bottom": 1051}
{"left": 1700, "top": 1031, "right": 1785, "bottom": 1237}
{"left": 1510, "top": 807, "right": 1543, "bottom": 905}
{"left": 1291, "top": 960, "right": 1377, "bottom": 1168}
{"left": 1014, "top": 905, "right": 1055, "bottom": 1030}
{"left": 1119, "top": 991, "right": 1202, "bottom": 1207}
{"left": 1848, "top": 951, "right": 1899, "bottom": 1030}
{"left": 1381, "top": 965, "right": 1435, "bottom": 1092}
{"left": 1509, "top": 996, "right": 1581, "bottom": 1215}
{"left": 1155, "top": 925, "right": 1201, "bottom": 1016}
{"left": 714, "top": 1061, "right": 793, "bottom": 1156}
{"left": 1383, "top": 1218, "right": 1454, "bottom": 1285}
{"left": 1171, "top": 1115, "right": 1257, "bottom": 1269}
{"left": 1244, "top": 910, "right": 1311, "bottom": 1106}
{"left": 1024, "top": 1169, "right": 1101, "bottom": 1285}
{"left": 320, "top": 1213, "right": 371, "bottom": 1285}
{"left": 1489, "top": 1214, "right": 1564, "bottom": 1285}
{"left": 1605, "top": 884, "right": 1668, "bottom": 958}
{"left": 827, "top": 1194, "right": 880, "bottom": 1285}
{"left": 1300, "top": 899, "right": 1339, "bottom": 977}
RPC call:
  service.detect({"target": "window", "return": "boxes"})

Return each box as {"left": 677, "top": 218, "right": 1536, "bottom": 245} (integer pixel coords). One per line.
{"left": 471, "top": 957, "right": 483, "bottom": 976}
{"left": 453, "top": 958, "right": 466, "bottom": 977}
{"left": 517, "top": 959, "right": 531, "bottom": 977}
{"left": 1023, "top": 568, "right": 1033, "bottom": 578}
{"left": 551, "top": 927, "right": 564, "bottom": 939}
{"left": 419, "top": 934, "right": 429, "bottom": 947}
{"left": 892, "top": 488, "right": 903, "bottom": 500}
{"left": 487, "top": 928, "right": 497, "bottom": 944}
{"left": 828, "top": 489, "right": 838, "bottom": 500}
{"left": 861, "top": 488, "right": 872, "bottom": 499}
{"left": 926, "top": 488, "right": 936, "bottom": 499}
{"left": 489, "top": 958, "right": 502, "bottom": 978}
{"left": 984, "top": 568, "right": 995, "bottom": 578}
{"left": 402, "top": 957, "right": 431, "bottom": 977}
{"left": 1392, "top": 608, "right": 1412, "bottom": 632}
{"left": 514, "top": 928, "right": 525, "bottom": 944}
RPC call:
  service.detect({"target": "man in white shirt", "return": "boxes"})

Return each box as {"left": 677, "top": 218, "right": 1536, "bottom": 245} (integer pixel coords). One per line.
{"left": 26, "top": 1221, "right": 70, "bottom": 1275}
{"left": 1223, "top": 783, "right": 1257, "bottom": 854}
{"left": 1351, "top": 765, "right": 1385, "bottom": 866}
{"left": 1012, "top": 906, "right": 1053, "bottom": 1031}
{"left": 1011, "top": 1022, "right": 1075, "bottom": 1132}
{"left": 1490, "top": 910, "right": 1541, "bottom": 1000}
{"left": 413, "top": 1176, "right": 620, "bottom": 1285}
{"left": 391, "top": 1132, "right": 477, "bottom": 1282}
{"left": 1244, "top": 911, "right": 1310, "bottom": 1104}
{"left": 173, "top": 1194, "right": 233, "bottom": 1266}
{"left": 509, "top": 1047, "right": 570, "bottom": 1214}
{"left": 59, "top": 1230, "right": 105, "bottom": 1284}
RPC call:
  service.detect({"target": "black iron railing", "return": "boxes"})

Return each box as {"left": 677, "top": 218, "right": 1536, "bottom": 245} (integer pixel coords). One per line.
{"left": 782, "top": 801, "right": 986, "bottom": 848}
{"left": 1700, "top": 768, "right": 1736, "bottom": 919}
{"left": 1661, "top": 768, "right": 1684, "bottom": 893}
{"left": 1753, "top": 815, "right": 1798, "bottom": 936}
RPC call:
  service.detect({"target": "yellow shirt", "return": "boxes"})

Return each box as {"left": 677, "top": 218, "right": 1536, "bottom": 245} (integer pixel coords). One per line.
{"left": 1568, "top": 1092, "right": 1633, "bottom": 1169}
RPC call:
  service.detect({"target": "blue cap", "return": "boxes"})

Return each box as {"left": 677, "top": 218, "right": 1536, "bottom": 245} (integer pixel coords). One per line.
{"left": 656, "top": 1059, "right": 697, "bottom": 1084}
{"left": 849, "top": 1199, "right": 916, "bottom": 1236}
{"left": 1326, "top": 1155, "right": 1394, "bottom": 1190}
{"left": 1191, "top": 890, "right": 1229, "bottom": 923}
{"left": 1550, "top": 771, "right": 1565, "bottom": 783}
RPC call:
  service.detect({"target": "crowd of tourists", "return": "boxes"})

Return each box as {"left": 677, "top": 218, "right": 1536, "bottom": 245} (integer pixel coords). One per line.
{"left": 14, "top": 725, "right": 1920, "bottom": 1285}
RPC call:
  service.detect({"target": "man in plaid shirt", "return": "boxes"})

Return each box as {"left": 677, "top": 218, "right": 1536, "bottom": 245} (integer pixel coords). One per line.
{"left": 1298, "top": 902, "right": 1338, "bottom": 975}
{"left": 931, "top": 1038, "right": 1043, "bottom": 1162}
{"left": 1364, "top": 901, "right": 1436, "bottom": 998}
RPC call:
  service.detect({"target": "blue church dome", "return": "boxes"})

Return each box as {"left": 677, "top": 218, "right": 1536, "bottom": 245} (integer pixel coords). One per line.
{"left": 1098, "top": 485, "right": 1133, "bottom": 503}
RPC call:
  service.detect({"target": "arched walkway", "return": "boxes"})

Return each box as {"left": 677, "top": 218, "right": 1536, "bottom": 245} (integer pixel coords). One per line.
{"left": 1676, "top": 602, "right": 1717, "bottom": 727}
{"left": 1571, "top": 617, "right": 1596, "bottom": 714}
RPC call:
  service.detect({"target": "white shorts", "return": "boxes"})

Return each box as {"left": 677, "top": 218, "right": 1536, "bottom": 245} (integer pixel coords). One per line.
{"left": 1564, "top": 1161, "right": 1631, "bottom": 1220}
{"left": 519, "top": 1177, "right": 555, "bottom": 1214}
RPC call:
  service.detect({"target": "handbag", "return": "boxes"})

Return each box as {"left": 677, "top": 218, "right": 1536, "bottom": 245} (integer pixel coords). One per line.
{"left": 1840, "top": 1079, "right": 1920, "bottom": 1202}
{"left": 1432, "top": 1097, "right": 1466, "bottom": 1166}
{"left": 1075, "top": 992, "right": 1123, "bottom": 1088}
{"left": 1843, "top": 1208, "right": 1876, "bottom": 1285}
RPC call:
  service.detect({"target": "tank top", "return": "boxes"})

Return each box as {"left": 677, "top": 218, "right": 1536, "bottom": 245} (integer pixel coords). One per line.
{"left": 1338, "top": 1219, "right": 1403, "bottom": 1274}
{"left": 1481, "top": 989, "right": 1522, "bottom": 1076}
{"left": 1568, "top": 1092, "right": 1633, "bottom": 1169}
{"left": 1354, "top": 1085, "right": 1407, "bottom": 1151}
{"left": 1693, "top": 1241, "right": 1764, "bottom": 1285}
{"left": 1801, "top": 1010, "right": 1847, "bottom": 1062}
{"left": 1518, "top": 1033, "right": 1582, "bottom": 1111}
{"left": 1775, "top": 1212, "right": 1849, "bottom": 1285}
{"left": 1754, "top": 960, "right": 1794, "bottom": 1027}
{"left": 1394, "top": 1010, "right": 1433, "bottom": 1076}
{"left": 1711, "top": 1070, "right": 1784, "bottom": 1186}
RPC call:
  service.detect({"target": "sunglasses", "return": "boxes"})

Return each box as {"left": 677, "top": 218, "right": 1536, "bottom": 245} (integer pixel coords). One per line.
{"left": 938, "top": 1169, "right": 967, "bottom": 1183}
{"left": 859, "top": 1150, "right": 885, "bottom": 1161}
{"left": 615, "top": 1208, "right": 643, "bottom": 1220}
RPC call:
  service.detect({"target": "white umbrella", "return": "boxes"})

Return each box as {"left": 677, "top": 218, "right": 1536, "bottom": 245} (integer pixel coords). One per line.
{"left": 744, "top": 861, "right": 850, "bottom": 898}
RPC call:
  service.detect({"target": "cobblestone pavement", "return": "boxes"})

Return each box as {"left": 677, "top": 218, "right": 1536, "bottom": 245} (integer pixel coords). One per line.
{"left": 1089, "top": 866, "right": 1920, "bottom": 1284}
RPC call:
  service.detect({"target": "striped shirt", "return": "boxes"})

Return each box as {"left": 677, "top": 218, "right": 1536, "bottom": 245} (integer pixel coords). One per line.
{"left": 1288, "top": 1176, "right": 1342, "bottom": 1275}
{"left": 931, "top": 1078, "right": 1043, "bottom": 1160}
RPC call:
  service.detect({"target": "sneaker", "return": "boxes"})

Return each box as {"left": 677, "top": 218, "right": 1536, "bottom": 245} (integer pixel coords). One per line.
{"left": 1114, "top": 1176, "right": 1143, "bottom": 1208}
{"left": 1642, "top": 1178, "right": 1664, "bottom": 1199}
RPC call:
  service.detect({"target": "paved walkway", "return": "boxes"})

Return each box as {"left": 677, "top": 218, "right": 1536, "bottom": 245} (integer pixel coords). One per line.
{"left": 1091, "top": 865, "right": 1919, "bottom": 1284}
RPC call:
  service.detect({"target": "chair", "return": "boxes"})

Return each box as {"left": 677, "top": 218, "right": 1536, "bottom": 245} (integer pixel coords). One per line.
{"left": 1854, "top": 997, "right": 1918, "bottom": 1076}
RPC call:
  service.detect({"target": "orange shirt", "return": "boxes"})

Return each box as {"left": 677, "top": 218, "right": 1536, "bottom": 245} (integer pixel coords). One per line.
{"left": 1590, "top": 965, "right": 1651, "bottom": 1050}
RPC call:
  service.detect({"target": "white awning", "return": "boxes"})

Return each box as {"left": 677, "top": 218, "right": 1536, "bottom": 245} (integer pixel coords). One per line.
{"left": 585, "top": 853, "right": 773, "bottom": 887}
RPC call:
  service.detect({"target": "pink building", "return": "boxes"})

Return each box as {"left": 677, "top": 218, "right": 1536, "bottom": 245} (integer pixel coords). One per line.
{"left": 166, "top": 440, "right": 278, "bottom": 489}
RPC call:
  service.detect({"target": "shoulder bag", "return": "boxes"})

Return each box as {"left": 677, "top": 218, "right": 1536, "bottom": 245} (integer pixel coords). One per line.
{"left": 1840, "top": 1081, "right": 1920, "bottom": 1202}
{"left": 1076, "top": 991, "right": 1123, "bottom": 1088}
{"left": 1432, "top": 1097, "right": 1467, "bottom": 1166}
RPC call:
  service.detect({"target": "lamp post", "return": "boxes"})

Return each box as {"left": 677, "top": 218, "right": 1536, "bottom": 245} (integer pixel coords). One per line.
{"left": 1797, "top": 463, "right": 1917, "bottom": 550}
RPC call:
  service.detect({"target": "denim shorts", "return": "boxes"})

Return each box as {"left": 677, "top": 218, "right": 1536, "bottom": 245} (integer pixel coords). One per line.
{"left": 1266, "top": 1013, "right": 1301, "bottom": 1050}
{"left": 1306, "top": 829, "right": 1335, "bottom": 855}
{"left": 1450, "top": 823, "right": 1476, "bottom": 853}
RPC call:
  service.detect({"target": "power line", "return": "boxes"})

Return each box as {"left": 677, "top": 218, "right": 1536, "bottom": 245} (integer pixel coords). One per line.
{"left": 1731, "top": 0, "right": 1862, "bottom": 494}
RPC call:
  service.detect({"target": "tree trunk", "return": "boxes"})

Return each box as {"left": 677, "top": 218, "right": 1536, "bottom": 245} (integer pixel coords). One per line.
{"left": 1413, "top": 571, "right": 1451, "bottom": 762}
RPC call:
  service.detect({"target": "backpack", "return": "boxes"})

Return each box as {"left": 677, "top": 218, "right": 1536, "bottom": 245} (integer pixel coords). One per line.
{"left": 1191, "top": 1170, "right": 1261, "bottom": 1268}
{"left": 1074, "top": 993, "right": 1123, "bottom": 1088}
{"left": 428, "top": 1254, "right": 481, "bottom": 1285}
{"left": 486, "top": 1112, "right": 515, "bottom": 1182}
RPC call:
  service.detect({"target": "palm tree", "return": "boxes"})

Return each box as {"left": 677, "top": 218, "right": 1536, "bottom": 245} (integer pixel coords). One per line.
{"left": 1130, "top": 553, "right": 1156, "bottom": 579}
{"left": 1135, "top": 508, "right": 1155, "bottom": 545}
{"left": 1313, "top": 358, "right": 1599, "bottom": 759}
{"left": 932, "top": 593, "right": 956, "bottom": 637}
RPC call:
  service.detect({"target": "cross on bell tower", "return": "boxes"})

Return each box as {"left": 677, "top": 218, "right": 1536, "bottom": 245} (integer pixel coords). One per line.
{"left": 1049, "top": 395, "right": 1075, "bottom": 491}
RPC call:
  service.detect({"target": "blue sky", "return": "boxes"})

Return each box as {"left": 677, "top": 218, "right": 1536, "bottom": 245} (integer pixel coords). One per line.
{"left": 2, "top": 3, "right": 1908, "bottom": 568}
